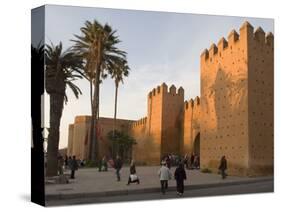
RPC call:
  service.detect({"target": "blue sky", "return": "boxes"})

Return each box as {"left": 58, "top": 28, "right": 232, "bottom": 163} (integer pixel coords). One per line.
{"left": 37, "top": 5, "right": 273, "bottom": 148}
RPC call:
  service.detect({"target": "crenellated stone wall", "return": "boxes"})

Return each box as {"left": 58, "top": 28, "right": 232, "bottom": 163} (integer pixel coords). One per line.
{"left": 200, "top": 21, "right": 273, "bottom": 176}
{"left": 67, "top": 21, "right": 273, "bottom": 176}
{"left": 182, "top": 97, "right": 201, "bottom": 156}
{"left": 248, "top": 25, "right": 274, "bottom": 176}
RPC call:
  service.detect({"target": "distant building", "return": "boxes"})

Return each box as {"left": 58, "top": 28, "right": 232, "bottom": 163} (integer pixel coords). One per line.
{"left": 67, "top": 116, "right": 133, "bottom": 160}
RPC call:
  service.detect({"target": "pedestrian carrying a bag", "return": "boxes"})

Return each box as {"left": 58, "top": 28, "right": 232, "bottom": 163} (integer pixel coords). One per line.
{"left": 127, "top": 160, "right": 140, "bottom": 185}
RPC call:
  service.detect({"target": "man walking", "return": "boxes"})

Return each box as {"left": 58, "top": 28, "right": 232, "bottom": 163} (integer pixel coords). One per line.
{"left": 158, "top": 161, "right": 172, "bottom": 194}
{"left": 114, "top": 155, "right": 123, "bottom": 181}
{"left": 190, "top": 153, "right": 195, "bottom": 169}
{"left": 218, "top": 155, "right": 227, "bottom": 179}
{"left": 64, "top": 155, "right": 68, "bottom": 169}
{"left": 70, "top": 155, "right": 78, "bottom": 179}
{"left": 57, "top": 155, "right": 64, "bottom": 176}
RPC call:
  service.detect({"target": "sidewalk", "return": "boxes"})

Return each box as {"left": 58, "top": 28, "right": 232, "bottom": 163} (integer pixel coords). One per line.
{"left": 45, "top": 166, "right": 273, "bottom": 200}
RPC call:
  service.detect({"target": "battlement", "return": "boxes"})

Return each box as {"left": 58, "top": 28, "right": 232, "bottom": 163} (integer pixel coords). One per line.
{"left": 184, "top": 96, "right": 200, "bottom": 111}
{"left": 131, "top": 117, "right": 147, "bottom": 128}
{"left": 201, "top": 21, "right": 274, "bottom": 62}
{"left": 148, "top": 82, "right": 184, "bottom": 98}
{"left": 265, "top": 32, "right": 274, "bottom": 45}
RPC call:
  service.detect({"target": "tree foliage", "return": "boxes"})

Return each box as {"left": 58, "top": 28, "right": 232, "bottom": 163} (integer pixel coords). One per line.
{"left": 107, "top": 130, "right": 136, "bottom": 159}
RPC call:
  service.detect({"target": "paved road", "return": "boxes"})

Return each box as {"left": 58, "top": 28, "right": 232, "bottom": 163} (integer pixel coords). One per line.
{"left": 46, "top": 180, "right": 273, "bottom": 206}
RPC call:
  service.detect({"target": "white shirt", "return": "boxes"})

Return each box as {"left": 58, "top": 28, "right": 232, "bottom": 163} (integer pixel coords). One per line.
{"left": 158, "top": 166, "right": 172, "bottom": 181}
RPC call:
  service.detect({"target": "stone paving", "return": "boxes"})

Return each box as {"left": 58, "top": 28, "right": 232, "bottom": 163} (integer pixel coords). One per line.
{"left": 45, "top": 166, "right": 272, "bottom": 198}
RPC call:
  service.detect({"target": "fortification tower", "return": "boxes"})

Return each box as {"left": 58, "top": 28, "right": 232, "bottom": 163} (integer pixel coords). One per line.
{"left": 145, "top": 83, "right": 184, "bottom": 164}
{"left": 200, "top": 21, "right": 273, "bottom": 176}
{"left": 70, "top": 116, "right": 91, "bottom": 160}
{"left": 67, "top": 124, "right": 74, "bottom": 156}
{"left": 130, "top": 117, "right": 147, "bottom": 162}
{"left": 182, "top": 96, "right": 201, "bottom": 156}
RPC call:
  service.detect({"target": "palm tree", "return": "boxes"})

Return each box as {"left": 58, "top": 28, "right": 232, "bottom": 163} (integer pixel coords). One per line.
{"left": 111, "top": 59, "right": 129, "bottom": 155}
{"left": 72, "top": 20, "right": 127, "bottom": 161}
{"left": 45, "top": 42, "right": 83, "bottom": 176}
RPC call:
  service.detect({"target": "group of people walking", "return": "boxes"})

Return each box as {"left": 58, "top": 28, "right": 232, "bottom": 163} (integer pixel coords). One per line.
{"left": 183, "top": 153, "right": 200, "bottom": 169}
{"left": 157, "top": 154, "right": 227, "bottom": 195}
{"left": 111, "top": 155, "right": 187, "bottom": 196}
{"left": 98, "top": 154, "right": 227, "bottom": 196}
{"left": 56, "top": 153, "right": 228, "bottom": 196}
{"left": 112, "top": 155, "right": 140, "bottom": 185}
{"left": 57, "top": 155, "right": 79, "bottom": 179}
{"left": 158, "top": 160, "right": 186, "bottom": 196}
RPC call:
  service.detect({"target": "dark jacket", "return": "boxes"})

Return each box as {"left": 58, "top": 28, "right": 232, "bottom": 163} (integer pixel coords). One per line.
{"left": 166, "top": 157, "right": 171, "bottom": 169}
{"left": 130, "top": 164, "right": 136, "bottom": 174}
{"left": 64, "top": 157, "right": 68, "bottom": 166}
{"left": 190, "top": 155, "right": 195, "bottom": 163}
{"left": 174, "top": 165, "right": 187, "bottom": 182}
{"left": 114, "top": 158, "right": 123, "bottom": 169}
{"left": 69, "top": 158, "right": 78, "bottom": 171}
{"left": 219, "top": 157, "right": 227, "bottom": 171}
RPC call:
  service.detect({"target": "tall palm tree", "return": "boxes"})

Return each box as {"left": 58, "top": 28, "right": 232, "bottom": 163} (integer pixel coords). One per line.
{"left": 45, "top": 42, "right": 83, "bottom": 176}
{"left": 72, "top": 20, "right": 127, "bottom": 161}
{"left": 111, "top": 59, "right": 129, "bottom": 131}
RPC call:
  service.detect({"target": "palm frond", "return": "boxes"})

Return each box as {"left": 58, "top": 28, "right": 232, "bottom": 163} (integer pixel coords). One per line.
{"left": 66, "top": 81, "right": 82, "bottom": 100}
{"left": 45, "top": 41, "right": 84, "bottom": 102}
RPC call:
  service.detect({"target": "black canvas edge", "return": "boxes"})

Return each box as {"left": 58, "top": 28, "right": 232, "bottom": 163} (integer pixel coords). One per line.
{"left": 31, "top": 5, "right": 46, "bottom": 206}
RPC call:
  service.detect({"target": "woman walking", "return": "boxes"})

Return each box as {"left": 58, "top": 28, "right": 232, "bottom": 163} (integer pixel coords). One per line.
{"left": 127, "top": 160, "right": 140, "bottom": 185}
{"left": 174, "top": 163, "right": 187, "bottom": 196}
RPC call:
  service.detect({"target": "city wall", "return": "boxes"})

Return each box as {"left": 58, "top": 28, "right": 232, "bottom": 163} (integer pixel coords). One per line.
{"left": 67, "top": 22, "right": 273, "bottom": 176}
{"left": 200, "top": 22, "right": 273, "bottom": 176}
{"left": 67, "top": 116, "right": 133, "bottom": 160}
{"left": 182, "top": 97, "right": 201, "bottom": 156}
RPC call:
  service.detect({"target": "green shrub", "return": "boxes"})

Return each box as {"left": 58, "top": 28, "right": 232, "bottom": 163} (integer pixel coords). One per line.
{"left": 84, "top": 160, "right": 99, "bottom": 168}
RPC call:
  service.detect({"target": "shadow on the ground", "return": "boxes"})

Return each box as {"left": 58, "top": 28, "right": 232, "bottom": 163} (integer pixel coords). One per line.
{"left": 19, "top": 194, "right": 31, "bottom": 202}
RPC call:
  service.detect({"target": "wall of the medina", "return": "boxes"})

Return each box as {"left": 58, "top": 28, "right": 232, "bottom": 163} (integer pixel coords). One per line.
{"left": 248, "top": 24, "right": 274, "bottom": 176}
{"left": 200, "top": 22, "right": 250, "bottom": 176}
{"left": 131, "top": 117, "right": 148, "bottom": 164}
{"left": 71, "top": 116, "right": 91, "bottom": 160}
{"left": 67, "top": 116, "right": 133, "bottom": 160}
{"left": 67, "top": 124, "right": 74, "bottom": 156}
{"left": 182, "top": 97, "right": 201, "bottom": 156}
{"left": 161, "top": 85, "right": 184, "bottom": 157}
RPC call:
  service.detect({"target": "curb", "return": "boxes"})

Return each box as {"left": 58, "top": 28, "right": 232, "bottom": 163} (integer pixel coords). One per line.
{"left": 45, "top": 177, "right": 273, "bottom": 201}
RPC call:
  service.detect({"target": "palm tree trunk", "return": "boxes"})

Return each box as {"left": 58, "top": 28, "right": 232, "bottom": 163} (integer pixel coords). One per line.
{"left": 97, "top": 86, "right": 100, "bottom": 120}
{"left": 91, "top": 68, "right": 101, "bottom": 161}
{"left": 88, "top": 79, "right": 94, "bottom": 160}
{"left": 112, "top": 83, "right": 119, "bottom": 158}
{"left": 114, "top": 83, "right": 118, "bottom": 130}
{"left": 46, "top": 93, "right": 64, "bottom": 176}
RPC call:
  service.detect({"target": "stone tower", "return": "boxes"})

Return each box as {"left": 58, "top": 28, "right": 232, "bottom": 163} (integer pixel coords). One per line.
{"left": 200, "top": 21, "right": 273, "bottom": 176}
{"left": 182, "top": 96, "right": 201, "bottom": 156}
{"left": 132, "top": 83, "right": 185, "bottom": 164}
